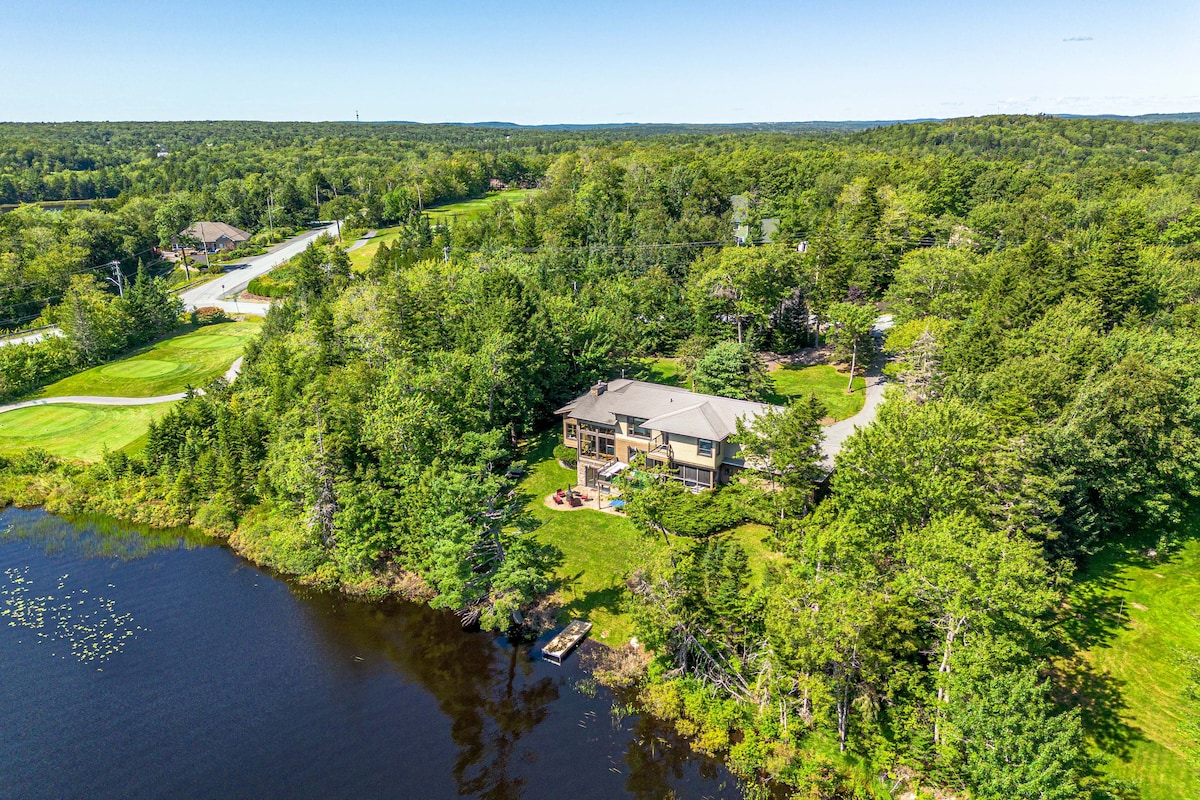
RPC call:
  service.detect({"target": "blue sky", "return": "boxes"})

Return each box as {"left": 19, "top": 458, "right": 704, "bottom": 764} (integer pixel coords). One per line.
{"left": 4, "top": 0, "right": 1198, "bottom": 122}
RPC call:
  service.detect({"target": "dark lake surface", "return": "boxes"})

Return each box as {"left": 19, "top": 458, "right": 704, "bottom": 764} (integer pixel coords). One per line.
{"left": 0, "top": 507, "right": 735, "bottom": 799}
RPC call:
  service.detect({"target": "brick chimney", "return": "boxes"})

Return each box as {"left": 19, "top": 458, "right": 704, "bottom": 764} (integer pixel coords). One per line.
{"left": 590, "top": 381, "right": 608, "bottom": 396}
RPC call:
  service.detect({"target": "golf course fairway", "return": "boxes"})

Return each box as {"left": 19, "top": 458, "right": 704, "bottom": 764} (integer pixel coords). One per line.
{"left": 0, "top": 403, "right": 173, "bottom": 462}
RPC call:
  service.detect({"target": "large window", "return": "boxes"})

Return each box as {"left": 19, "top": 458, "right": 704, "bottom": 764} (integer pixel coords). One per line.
{"left": 565, "top": 422, "right": 578, "bottom": 440}
{"left": 628, "top": 417, "right": 650, "bottom": 438}
{"left": 581, "top": 431, "right": 616, "bottom": 459}
{"left": 697, "top": 438, "right": 713, "bottom": 457}
{"left": 678, "top": 465, "right": 713, "bottom": 488}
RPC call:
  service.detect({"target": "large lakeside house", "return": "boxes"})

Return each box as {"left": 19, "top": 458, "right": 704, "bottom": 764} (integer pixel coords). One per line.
{"left": 555, "top": 379, "right": 782, "bottom": 491}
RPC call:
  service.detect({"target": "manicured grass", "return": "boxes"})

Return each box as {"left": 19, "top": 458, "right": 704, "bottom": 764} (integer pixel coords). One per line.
{"left": 347, "top": 189, "right": 538, "bottom": 272}
{"left": 636, "top": 357, "right": 684, "bottom": 387}
{"left": 37, "top": 321, "right": 261, "bottom": 399}
{"left": 767, "top": 364, "right": 866, "bottom": 420}
{"left": 424, "top": 188, "right": 537, "bottom": 225}
{"left": 728, "top": 522, "right": 787, "bottom": 584}
{"left": 346, "top": 226, "right": 407, "bottom": 272}
{"left": 1072, "top": 533, "right": 1200, "bottom": 800}
{"left": 519, "top": 432, "right": 786, "bottom": 647}
{"left": 637, "top": 358, "right": 866, "bottom": 421}
{"left": 0, "top": 403, "right": 174, "bottom": 462}
{"left": 520, "top": 435, "right": 644, "bottom": 645}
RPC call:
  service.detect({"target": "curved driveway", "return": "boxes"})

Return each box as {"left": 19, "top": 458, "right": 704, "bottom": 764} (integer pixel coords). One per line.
{"left": 817, "top": 314, "right": 894, "bottom": 468}
{"left": 818, "top": 369, "right": 887, "bottom": 468}
{"left": 0, "top": 358, "right": 242, "bottom": 416}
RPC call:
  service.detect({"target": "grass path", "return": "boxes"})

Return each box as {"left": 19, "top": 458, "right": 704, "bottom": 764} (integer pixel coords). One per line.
{"left": 0, "top": 404, "right": 173, "bottom": 462}
{"left": 1070, "top": 531, "right": 1200, "bottom": 800}
{"left": 38, "top": 321, "right": 260, "bottom": 398}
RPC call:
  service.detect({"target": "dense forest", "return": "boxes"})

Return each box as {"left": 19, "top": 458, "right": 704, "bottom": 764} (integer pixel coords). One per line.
{"left": 3, "top": 116, "right": 1200, "bottom": 798}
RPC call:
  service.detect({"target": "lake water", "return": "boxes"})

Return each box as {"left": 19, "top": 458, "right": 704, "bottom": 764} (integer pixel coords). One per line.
{"left": 0, "top": 507, "right": 735, "bottom": 799}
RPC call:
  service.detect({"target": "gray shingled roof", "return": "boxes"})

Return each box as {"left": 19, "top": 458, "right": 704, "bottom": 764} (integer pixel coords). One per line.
{"left": 556, "top": 379, "right": 780, "bottom": 440}
{"left": 180, "top": 221, "right": 252, "bottom": 244}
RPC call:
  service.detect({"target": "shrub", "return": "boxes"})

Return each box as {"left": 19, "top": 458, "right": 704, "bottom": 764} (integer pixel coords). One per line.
{"left": 658, "top": 481, "right": 771, "bottom": 536}
{"left": 553, "top": 444, "right": 578, "bottom": 467}
{"left": 246, "top": 274, "right": 293, "bottom": 298}
{"left": 193, "top": 306, "right": 228, "bottom": 325}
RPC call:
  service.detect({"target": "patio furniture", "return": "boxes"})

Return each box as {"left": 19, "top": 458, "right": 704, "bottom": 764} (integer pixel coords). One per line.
{"left": 553, "top": 495, "right": 564, "bottom": 505}
{"left": 568, "top": 496, "right": 582, "bottom": 507}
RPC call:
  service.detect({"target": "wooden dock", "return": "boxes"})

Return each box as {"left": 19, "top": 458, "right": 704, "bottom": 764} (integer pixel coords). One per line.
{"left": 542, "top": 620, "right": 592, "bottom": 665}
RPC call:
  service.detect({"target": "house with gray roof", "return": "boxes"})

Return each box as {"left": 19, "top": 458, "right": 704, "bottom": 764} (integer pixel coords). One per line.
{"left": 177, "top": 221, "right": 252, "bottom": 253}
{"left": 555, "top": 379, "right": 782, "bottom": 490}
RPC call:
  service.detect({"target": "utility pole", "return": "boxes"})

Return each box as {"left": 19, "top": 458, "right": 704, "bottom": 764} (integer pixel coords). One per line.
{"left": 267, "top": 187, "right": 275, "bottom": 235}
{"left": 104, "top": 261, "right": 124, "bottom": 299}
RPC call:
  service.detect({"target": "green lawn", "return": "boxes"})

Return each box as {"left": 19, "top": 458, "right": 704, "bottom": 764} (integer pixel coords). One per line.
{"left": 347, "top": 189, "right": 538, "bottom": 272}
{"left": 635, "top": 357, "right": 684, "bottom": 387}
{"left": 1072, "top": 533, "right": 1200, "bottom": 800}
{"left": 37, "top": 321, "right": 261, "bottom": 398}
{"left": 519, "top": 432, "right": 786, "bottom": 647}
{"left": 0, "top": 403, "right": 174, "bottom": 462}
{"left": 346, "top": 226, "right": 408, "bottom": 272}
{"left": 424, "top": 188, "right": 537, "bottom": 225}
{"left": 766, "top": 364, "right": 866, "bottom": 419}
{"left": 637, "top": 358, "right": 866, "bottom": 422}
{"left": 520, "top": 435, "right": 644, "bottom": 644}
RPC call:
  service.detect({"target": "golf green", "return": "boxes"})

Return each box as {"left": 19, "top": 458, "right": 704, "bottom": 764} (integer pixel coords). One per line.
{"left": 162, "top": 333, "right": 242, "bottom": 351}
{"left": 39, "top": 321, "right": 261, "bottom": 399}
{"left": 98, "top": 359, "right": 181, "bottom": 380}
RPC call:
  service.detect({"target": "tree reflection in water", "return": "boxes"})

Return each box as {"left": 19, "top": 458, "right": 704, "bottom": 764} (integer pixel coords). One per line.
{"left": 0, "top": 508, "right": 211, "bottom": 560}
{"left": 292, "top": 592, "right": 734, "bottom": 799}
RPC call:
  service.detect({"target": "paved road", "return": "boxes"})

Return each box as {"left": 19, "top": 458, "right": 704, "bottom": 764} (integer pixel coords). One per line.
{"left": 0, "top": 358, "right": 243, "bottom": 416}
{"left": 179, "top": 223, "right": 339, "bottom": 310}
{"left": 0, "top": 327, "right": 62, "bottom": 348}
{"left": 1, "top": 225, "right": 338, "bottom": 345}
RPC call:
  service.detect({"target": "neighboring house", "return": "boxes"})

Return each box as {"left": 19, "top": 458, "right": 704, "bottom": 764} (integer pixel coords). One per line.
{"left": 556, "top": 379, "right": 782, "bottom": 491}
{"left": 731, "top": 194, "right": 780, "bottom": 245}
{"left": 177, "top": 221, "right": 252, "bottom": 253}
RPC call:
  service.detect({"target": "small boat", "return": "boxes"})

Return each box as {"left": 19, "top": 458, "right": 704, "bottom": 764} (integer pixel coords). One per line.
{"left": 542, "top": 620, "right": 593, "bottom": 665}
